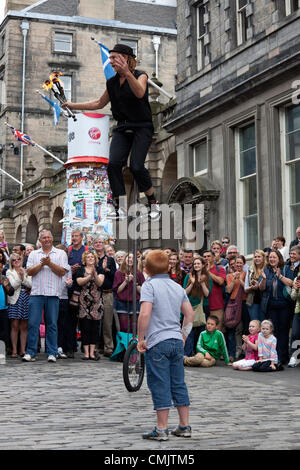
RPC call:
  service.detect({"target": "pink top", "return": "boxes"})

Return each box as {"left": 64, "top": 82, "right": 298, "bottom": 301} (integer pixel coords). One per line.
{"left": 245, "top": 333, "right": 258, "bottom": 361}
{"left": 257, "top": 333, "right": 278, "bottom": 363}
{"left": 209, "top": 265, "right": 227, "bottom": 310}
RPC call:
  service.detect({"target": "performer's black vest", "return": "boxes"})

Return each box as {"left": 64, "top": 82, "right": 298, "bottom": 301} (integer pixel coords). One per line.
{"left": 106, "top": 70, "right": 153, "bottom": 124}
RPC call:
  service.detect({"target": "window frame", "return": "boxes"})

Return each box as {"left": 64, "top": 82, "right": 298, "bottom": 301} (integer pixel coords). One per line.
{"left": 195, "top": 1, "right": 209, "bottom": 71}
{"left": 236, "top": 0, "right": 250, "bottom": 46}
{"left": 53, "top": 31, "right": 74, "bottom": 55}
{"left": 118, "top": 38, "right": 139, "bottom": 57}
{"left": 235, "top": 120, "right": 258, "bottom": 256}
{"left": 285, "top": 0, "right": 300, "bottom": 16}
{"left": 0, "top": 69, "right": 5, "bottom": 111}
{"left": 280, "top": 103, "right": 300, "bottom": 242}
{"left": 192, "top": 137, "right": 208, "bottom": 177}
{"left": 0, "top": 33, "right": 5, "bottom": 59}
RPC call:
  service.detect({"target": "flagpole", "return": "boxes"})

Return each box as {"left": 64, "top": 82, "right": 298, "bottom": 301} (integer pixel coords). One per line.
{"left": 147, "top": 78, "right": 174, "bottom": 100}
{"left": 5, "top": 122, "right": 64, "bottom": 166}
{"left": 33, "top": 142, "right": 64, "bottom": 165}
{"left": 0, "top": 168, "right": 23, "bottom": 186}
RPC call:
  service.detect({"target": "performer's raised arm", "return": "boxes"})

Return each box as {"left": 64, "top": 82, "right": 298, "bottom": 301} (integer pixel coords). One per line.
{"left": 63, "top": 89, "right": 110, "bottom": 111}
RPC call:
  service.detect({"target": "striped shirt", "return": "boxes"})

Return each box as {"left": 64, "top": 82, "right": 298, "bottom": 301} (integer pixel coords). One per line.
{"left": 26, "top": 247, "right": 69, "bottom": 297}
{"left": 257, "top": 333, "right": 278, "bottom": 363}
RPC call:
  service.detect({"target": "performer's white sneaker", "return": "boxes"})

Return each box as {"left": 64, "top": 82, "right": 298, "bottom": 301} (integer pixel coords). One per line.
{"left": 106, "top": 207, "right": 127, "bottom": 220}
{"left": 148, "top": 201, "right": 161, "bottom": 220}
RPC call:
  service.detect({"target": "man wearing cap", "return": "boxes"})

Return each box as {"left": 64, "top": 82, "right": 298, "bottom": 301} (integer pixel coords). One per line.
{"left": 63, "top": 44, "right": 159, "bottom": 220}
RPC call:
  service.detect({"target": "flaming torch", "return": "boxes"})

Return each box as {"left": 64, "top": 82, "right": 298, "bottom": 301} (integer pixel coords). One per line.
{"left": 42, "top": 72, "right": 77, "bottom": 121}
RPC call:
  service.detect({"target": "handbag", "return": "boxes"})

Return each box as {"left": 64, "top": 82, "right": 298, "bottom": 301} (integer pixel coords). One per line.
{"left": 192, "top": 301, "right": 206, "bottom": 327}
{"left": 69, "top": 289, "right": 81, "bottom": 308}
{"left": 223, "top": 285, "right": 243, "bottom": 328}
{"left": 246, "top": 291, "right": 254, "bottom": 307}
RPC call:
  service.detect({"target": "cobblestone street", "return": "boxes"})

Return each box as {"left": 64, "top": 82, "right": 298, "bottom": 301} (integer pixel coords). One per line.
{"left": 1, "top": 354, "right": 300, "bottom": 451}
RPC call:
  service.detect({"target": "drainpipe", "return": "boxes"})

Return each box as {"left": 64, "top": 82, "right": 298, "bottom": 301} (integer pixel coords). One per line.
{"left": 152, "top": 35, "right": 161, "bottom": 79}
{"left": 20, "top": 20, "right": 30, "bottom": 191}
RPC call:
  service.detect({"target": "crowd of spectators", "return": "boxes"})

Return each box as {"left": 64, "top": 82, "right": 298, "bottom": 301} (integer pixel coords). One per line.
{"left": 0, "top": 227, "right": 299, "bottom": 369}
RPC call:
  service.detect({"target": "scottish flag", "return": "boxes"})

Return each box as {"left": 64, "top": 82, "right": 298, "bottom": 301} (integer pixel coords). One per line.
{"left": 40, "top": 93, "right": 61, "bottom": 126}
{"left": 94, "top": 41, "right": 116, "bottom": 80}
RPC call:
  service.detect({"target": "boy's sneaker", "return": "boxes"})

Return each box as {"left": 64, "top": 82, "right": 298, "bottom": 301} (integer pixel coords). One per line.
{"left": 22, "top": 354, "right": 36, "bottom": 362}
{"left": 48, "top": 355, "right": 57, "bottom": 363}
{"left": 171, "top": 425, "right": 192, "bottom": 438}
{"left": 142, "top": 427, "right": 169, "bottom": 441}
{"left": 288, "top": 356, "right": 297, "bottom": 368}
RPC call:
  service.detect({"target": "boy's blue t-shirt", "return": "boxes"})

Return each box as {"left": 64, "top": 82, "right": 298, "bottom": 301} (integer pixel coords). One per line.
{"left": 140, "top": 274, "right": 189, "bottom": 350}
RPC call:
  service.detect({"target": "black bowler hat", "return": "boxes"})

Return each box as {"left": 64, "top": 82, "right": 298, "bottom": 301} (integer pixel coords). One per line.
{"left": 109, "top": 43, "right": 136, "bottom": 58}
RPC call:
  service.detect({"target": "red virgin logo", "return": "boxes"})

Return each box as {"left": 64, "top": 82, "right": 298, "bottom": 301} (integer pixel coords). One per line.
{"left": 88, "top": 127, "right": 101, "bottom": 140}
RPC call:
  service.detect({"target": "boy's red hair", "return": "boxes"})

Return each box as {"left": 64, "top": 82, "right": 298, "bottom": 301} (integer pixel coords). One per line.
{"left": 145, "top": 250, "right": 169, "bottom": 276}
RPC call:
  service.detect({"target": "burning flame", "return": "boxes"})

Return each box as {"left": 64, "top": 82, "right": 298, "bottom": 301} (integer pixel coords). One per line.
{"left": 42, "top": 71, "right": 64, "bottom": 91}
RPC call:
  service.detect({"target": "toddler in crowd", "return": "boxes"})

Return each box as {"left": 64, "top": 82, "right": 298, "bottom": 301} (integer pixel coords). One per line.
{"left": 184, "top": 315, "right": 231, "bottom": 367}
{"left": 252, "top": 320, "right": 281, "bottom": 372}
{"left": 232, "top": 320, "right": 260, "bottom": 371}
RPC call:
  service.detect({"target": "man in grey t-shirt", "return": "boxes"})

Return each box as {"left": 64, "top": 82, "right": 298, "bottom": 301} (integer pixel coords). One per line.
{"left": 137, "top": 250, "right": 194, "bottom": 442}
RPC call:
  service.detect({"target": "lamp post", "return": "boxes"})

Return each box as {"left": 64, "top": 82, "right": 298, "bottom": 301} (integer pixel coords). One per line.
{"left": 20, "top": 20, "right": 30, "bottom": 191}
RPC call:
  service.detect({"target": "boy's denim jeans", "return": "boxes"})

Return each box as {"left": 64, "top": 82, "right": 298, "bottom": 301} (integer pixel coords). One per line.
{"left": 145, "top": 339, "right": 190, "bottom": 410}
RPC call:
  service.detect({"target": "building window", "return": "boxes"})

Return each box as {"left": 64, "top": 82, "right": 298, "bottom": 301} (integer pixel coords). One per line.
{"left": 0, "top": 34, "right": 5, "bottom": 58}
{"left": 196, "top": 1, "right": 209, "bottom": 71}
{"left": 236, "top": 122, "right": 258, "bottom": 255}
{"left": 281, "top": 104, "right": 300, "bottom": 240}
{"left": 0, "top": 73, "right": 5, "bottom": 111}
{"left": 118, "top": 38, "right": 138, "bottom": 57}
{"left": 193, "top": 138, "right": 207, "bottom": 176}
{"left": 54, "top": 32, "right": 73, "bottom": 53}
{"left": 285, "top": 0, "right": 300, "bottom": 15}
{"left": 61, "top": 75, "right": 72, "bottom": 101}
{"left": 236, "top": 0, "right": 251, "bottom": 46}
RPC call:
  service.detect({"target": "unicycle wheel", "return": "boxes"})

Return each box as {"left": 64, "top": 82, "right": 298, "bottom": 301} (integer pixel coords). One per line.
{"left": 123, "top": 341, "right": 145, "bottom": 392}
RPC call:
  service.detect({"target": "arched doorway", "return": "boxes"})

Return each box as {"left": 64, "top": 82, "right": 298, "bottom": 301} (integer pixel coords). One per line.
{"left": 161, "top": 152, "right": 177, "bottom": 202}
{"left": 26, "top": 215, "right": 39, "bottom": 245}
{"left": 166, "top": 176, "right": 220, "bottom": 251}
{"left": 52, "top": 207, "right": 63, "bottom": 245}
{"left": 15, "top": 225, "right": 23, "bottom": 243}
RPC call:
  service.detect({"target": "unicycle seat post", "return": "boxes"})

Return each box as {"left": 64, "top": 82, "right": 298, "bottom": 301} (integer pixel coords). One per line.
{"left": 132, "top": 180, "right": 138, "bottom": 340}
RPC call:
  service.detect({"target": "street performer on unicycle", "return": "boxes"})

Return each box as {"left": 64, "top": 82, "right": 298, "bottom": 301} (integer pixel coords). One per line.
{"left": 63, "top": 43, "right": 160, "bottom": 220}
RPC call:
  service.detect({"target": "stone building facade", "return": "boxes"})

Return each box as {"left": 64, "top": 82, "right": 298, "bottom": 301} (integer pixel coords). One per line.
{"left": 164, "top": 0, "right": 300, "bottom": 256}
{"left": 0, "top": 0, "right": 177, "bottom": 246}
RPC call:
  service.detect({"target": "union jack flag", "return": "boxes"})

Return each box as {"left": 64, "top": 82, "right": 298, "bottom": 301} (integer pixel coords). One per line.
{"left": 7, "top": 124, "right": 35, "bottom": 146}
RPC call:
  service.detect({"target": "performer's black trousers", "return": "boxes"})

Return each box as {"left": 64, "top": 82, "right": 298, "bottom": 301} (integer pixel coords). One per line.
{"left": 107, "top": 126, "right": 153, "bottom": 199}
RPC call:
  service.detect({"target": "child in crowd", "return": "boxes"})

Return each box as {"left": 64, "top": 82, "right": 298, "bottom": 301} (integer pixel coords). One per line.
{"left": 138, "top": 250, "right": 194, "bottom": 441}
{"left": 232, "top": 320, "right": 260, "bottom": 370}
{"left": 184, "top": 315, "right": 232, "bottom": 367}
{"left": 252, "top": 320, "right": 281, "bottom": 372}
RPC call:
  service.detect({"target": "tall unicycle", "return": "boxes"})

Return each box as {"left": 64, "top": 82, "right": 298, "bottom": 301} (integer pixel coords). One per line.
{"left": 123, "top": 180, "right": 145, "bottom": 392}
